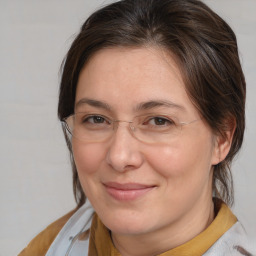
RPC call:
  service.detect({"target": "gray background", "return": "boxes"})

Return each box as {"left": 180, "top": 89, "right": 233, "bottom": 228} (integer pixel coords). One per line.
{"left": 0, "top": 1, "right": 255, "bottom": 255}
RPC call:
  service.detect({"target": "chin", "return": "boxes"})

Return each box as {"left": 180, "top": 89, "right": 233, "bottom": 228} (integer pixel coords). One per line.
{"left": 108, "top": 222, "right": 150, "bottom": 236}
{"left": 99, "top": 209, "right": 153, "bottom": 235}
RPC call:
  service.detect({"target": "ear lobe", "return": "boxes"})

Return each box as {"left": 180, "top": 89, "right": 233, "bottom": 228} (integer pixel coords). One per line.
{"left": 211, "top": 119, "right": 236, "bottom": 165}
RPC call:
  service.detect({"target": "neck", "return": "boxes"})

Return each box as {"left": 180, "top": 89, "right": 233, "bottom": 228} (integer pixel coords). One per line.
{"left": 111, "top": 197, "right": 215, "bottom": 256}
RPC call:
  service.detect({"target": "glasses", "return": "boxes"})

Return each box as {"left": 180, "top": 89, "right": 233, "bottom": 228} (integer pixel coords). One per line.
{"left": 62, "top": 112, "right": 200, "bottom": 144}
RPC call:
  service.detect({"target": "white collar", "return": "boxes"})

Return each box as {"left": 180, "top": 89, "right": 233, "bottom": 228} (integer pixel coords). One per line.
{"left": 45, "top": 200, "right": 94, "bottom": 256}
{"left": 45, "top": 200, "right": 255, "bottom": 255}
{"left": 204, "top": 222, "right": 255, "bottom": 255}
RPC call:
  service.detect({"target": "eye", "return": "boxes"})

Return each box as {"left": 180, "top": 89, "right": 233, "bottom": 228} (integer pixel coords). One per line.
{"left": 84, "top": 115, "right": 107, "bottom": 124}
{"left": 78, "top": 114, "right": 111, "bottom": 129}
{"left": 146, "top": 116, "right": 175, "bottom": 126}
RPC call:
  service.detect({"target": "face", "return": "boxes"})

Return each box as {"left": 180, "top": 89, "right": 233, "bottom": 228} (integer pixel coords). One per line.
{"left": 72, "top": 47, "right": 220, "bottom": 238}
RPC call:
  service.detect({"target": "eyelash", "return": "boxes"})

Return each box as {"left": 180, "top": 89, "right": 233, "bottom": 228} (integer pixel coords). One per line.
{"left": 143, "top": 116, "right": 175, "bottom": 126}
{"left": 79, "top": 114, "right": 176, "bottom": 126}
{"left": 82, "top": 115, "right": 110, "bottom": 124}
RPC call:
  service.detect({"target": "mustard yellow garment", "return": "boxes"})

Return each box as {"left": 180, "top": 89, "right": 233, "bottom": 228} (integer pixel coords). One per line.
{"left": 88, "top": 201, "right": 237, "bottom": 256}
{"left": 18, "top": 209, "right": 76, "bottom": 256}
{"left": 19, "top": 201, "right": 237, "bottom": 256}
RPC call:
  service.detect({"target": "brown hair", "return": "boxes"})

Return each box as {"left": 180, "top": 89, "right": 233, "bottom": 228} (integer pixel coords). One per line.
{"left": 58, "top": 0, "right": 246, "bottom": 207}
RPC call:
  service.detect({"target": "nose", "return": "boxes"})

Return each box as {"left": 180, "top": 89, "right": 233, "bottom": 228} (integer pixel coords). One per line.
{"left": 106, "top": 123, "right": 144, "bottom": 172}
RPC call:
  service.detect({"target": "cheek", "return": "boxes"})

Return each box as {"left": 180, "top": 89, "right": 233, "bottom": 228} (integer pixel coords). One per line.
{"left": 72, "top": 141, "right": 104, "bottom": 175}
{"left": 144, "top": 138, "right": 214, "bottom": 208}
{"left": 148, "top": 146, "right": 180, "bottom": 176}
{"left": 144, "top": 136, "right": 214, "bottom": 181}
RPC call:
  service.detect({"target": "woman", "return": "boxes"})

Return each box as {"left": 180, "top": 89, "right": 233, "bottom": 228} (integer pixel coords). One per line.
{"left": 19, "top": 0, "right": 253, "bottom": 255}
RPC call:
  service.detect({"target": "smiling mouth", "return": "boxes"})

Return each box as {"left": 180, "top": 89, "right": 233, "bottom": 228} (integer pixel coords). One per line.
{"left": 103, "top": 182, "right": 156, "bottom": 201}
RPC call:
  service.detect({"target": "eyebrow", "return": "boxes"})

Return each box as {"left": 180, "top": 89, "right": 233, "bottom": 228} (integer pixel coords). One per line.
{"left": 75, "top": 98, "right": 112, "bottom": 111}
{"left": 75, "top": 98, "right": 185, "bottom": 112}
{"left": 135, "top": 100, "right": 185, "bottom": 112}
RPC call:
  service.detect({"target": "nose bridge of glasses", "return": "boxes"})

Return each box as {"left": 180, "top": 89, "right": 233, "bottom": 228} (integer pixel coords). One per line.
{"left": 113, "top": 120, "right": 135, "bottom": 132}
{"left": 113, "top": 120, "right": 135, "bottom": 134}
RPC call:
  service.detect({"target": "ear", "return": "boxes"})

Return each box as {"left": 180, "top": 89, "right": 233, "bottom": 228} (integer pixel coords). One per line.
{"left": 211, "top": 119, "right": 236, "bottom": 165}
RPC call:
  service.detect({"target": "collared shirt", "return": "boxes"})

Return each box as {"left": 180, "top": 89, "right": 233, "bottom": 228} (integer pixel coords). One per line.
{"left": 19, "top": 200, "right": 254, "bottom": 256}
{"left": 88, "top": 201, "right": 239, "bottom": 255}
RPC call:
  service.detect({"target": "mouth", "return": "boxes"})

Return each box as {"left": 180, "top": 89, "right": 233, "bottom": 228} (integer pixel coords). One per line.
{"left": 103, "top": 182, "right": 156, "bottom": 201}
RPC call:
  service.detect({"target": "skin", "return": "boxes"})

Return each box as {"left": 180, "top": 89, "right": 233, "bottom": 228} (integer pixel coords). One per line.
{"left": 72, "top": 47, "right": 232, "bottom": 256}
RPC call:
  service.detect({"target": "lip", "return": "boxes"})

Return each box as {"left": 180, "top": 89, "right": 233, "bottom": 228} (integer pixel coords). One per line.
{"left": 103, "top": 182, "right": 156, "bottom": 201}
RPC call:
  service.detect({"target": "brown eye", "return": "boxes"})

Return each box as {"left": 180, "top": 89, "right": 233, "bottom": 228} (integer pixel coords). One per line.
{"left": 83, "top": 115, "right": 107, "bottom": 124}
{"left": 92, "top": 116, "right": 105, "bottom": 123}
{"left": 147, "top": 117, "right": 174, "bottom": 126}
{"left": 79, "top": 115, "right": 112, "bottom": 128}
{"left": 153, "top": 117, "right": 168, "bottom": 125}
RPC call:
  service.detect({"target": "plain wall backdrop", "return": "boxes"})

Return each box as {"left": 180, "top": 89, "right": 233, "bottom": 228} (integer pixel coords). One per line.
{"left": 0, "top": 1, "right": 255, "bottom": 255}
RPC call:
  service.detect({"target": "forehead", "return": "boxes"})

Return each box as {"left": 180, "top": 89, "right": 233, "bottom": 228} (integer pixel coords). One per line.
{"left": 75, "top": 47, "right": 197, "bottom": 116}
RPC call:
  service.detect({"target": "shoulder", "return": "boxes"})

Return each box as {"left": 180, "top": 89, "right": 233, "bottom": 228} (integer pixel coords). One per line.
{"left": 204, "top": 222, "right": 254, "bottom": 256}
{"left": 18, "top": 209, "right": 77, "bottom": 256}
